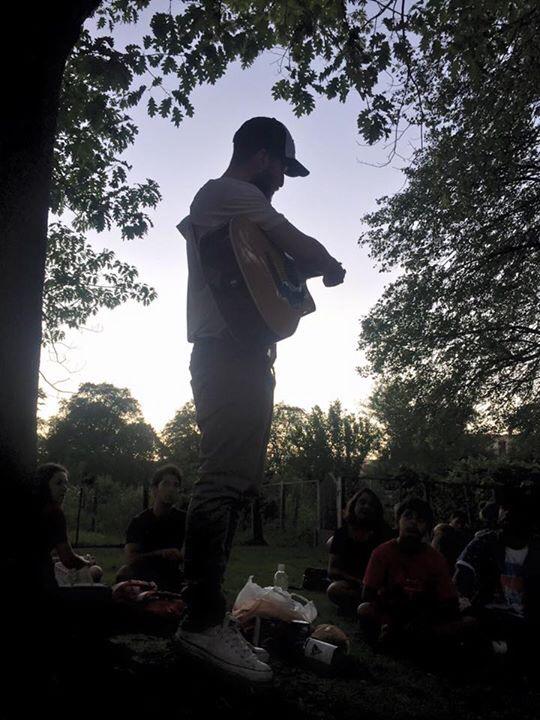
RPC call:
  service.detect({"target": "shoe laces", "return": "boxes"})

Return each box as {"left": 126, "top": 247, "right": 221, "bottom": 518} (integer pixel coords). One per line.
{"left": 220, "top": 616, "right": 258, "bottom": 660}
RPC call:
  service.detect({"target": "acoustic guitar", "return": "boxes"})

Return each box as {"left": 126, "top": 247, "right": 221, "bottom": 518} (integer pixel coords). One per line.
{"left": 199, "top": 216, "right": 316, "bottom": 346}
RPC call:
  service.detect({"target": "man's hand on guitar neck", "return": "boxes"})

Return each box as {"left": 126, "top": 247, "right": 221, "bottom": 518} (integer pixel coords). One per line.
{"left": 323, "top": 259, "right": 346, "bottom": 287}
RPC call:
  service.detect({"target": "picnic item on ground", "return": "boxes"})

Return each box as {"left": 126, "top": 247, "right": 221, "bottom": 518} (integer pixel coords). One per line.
{"left": 273, "top": 563, "right": 289, "bottom": 591}
{"left": 112, "top": 580, "right": 185, "bottom": 623}
{"left": 112, "top": 579, "right": 158, "bottom": 603}
{"left": 302, "top": 567, "right": 330, "bottom": 592}
{"left": 303, "top": 637, "right": 342, "bottom": 666}
{"left": 232, "top": 576, "right": 317, "bottom": 624}
{"left": 310, "top": 624, "right": 351, "bottom": 654}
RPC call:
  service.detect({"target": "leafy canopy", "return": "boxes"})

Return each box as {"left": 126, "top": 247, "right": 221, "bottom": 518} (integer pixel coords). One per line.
{"left": 359, "top": 0, "right": 540, "bottom": 415}
{"left": 48, "top": 0, "right": 428, "bottom": 343}
{"left": 368, "top": 376, "right": 492, "bottom": 476}
{"left": 161, "top": 401, "right": 200, "bottom": 486}
{"left": 43, "top": 382, "right": 160, "bottom": 482}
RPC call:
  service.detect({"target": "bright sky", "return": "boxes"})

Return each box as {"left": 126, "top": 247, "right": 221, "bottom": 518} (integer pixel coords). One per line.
{"left": 40, "top": 39, "right": 407, "bottom": 432}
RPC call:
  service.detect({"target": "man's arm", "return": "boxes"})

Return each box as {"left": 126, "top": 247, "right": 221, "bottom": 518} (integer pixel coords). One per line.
{"left": 124, "top": 543, "right": 183, "bottom": 564}
{"left": 55, "top": 542, "right": 93, "bottom": 570}
{"left": 453, "top": 536, "right": 483, "bottom": 601}
{"left": 266, "top": 220, "right": 345, "bottom": 284}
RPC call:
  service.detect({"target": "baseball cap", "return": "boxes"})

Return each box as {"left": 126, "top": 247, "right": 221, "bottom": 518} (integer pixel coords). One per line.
{"left": 233, "top": 117, "right": 309, "bottom": 177}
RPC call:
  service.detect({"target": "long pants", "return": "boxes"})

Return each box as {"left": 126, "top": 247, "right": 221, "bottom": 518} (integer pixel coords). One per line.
{"left": 182, "top": 338, "right": 275, "bottom": 629}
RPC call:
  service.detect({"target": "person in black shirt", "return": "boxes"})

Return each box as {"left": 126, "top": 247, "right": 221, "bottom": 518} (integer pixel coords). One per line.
{"left": 327, "top": 487, "right": 392, "bottom": 615}
{"left": 30, "top": 463, "right": 101, "bottom": 591}
{"left": 116, "top": 464, "right": 186, "bottom": 591}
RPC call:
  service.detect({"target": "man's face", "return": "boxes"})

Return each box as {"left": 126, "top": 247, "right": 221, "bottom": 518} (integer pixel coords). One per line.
{"left": 49, "top": 471, "right": 68, "bottom": 505}
{"left": 498, "top": 503, "right": 528, "bottom": 534}
{"left": 155, "top": 474, "right": 181, "bottom": 506}
{"left": 251, "top": 153, "right": 285, "bottom": 200}
{"left": 398, "top": 508, "right": 428, "bottom": 541}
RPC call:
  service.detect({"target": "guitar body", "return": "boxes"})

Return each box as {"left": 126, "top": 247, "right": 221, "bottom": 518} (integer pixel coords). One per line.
{"left": 199, "top": 216, "right": 315, "bottom": 345}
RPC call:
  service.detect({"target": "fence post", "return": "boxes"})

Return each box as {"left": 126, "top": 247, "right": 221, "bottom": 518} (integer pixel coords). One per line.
{"left": 143, "top": 476, "right": 149, "bottom": 510}
{"left": 75, "top": 485, "right": 84, "bottom": 546}
{"left": 315, "top": 478, "right": 321, "bottom": 545}
{"left": 463, "top": 483, "right": 473, "bottom": 526}
{"left": 335, "top": 475, "right": 343, "bottom": 529}
{"left": 90, "top": 483, "right": 98, "bottom": 533}
{"left": 279, "top": 477, "right": 285, "bottom": 530}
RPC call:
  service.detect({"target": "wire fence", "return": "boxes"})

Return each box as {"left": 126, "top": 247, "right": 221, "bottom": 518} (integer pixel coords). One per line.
{"left": 66, "top": 472, "right": 503, "bottom": 549}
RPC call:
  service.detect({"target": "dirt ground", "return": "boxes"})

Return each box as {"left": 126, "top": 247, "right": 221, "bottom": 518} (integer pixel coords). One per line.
{"left": 24, "top": 629, "right": 538, "bottom": 720}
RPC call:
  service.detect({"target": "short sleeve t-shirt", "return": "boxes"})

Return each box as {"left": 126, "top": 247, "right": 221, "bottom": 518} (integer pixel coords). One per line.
{"left": 363, "top": 539, "right": 457, "bottom": 606}
{"left": 178, "top": 177, "right": 287, "bottom": 342}
{"left": 125, "top": 507, "right": 186, "bottom": 555}
{"left": 329, "top": 525, "right": 391, "bottom": 580}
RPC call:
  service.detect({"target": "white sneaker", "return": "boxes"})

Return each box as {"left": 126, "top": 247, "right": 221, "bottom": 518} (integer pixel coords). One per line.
{"left": 249, "top": 644, "right": 270, "bottom": 663}
{"left": 175, "top": 614, "right": 273, "bottom": 683}
{"left": 491, "top": 640, "right": 508, "bottom": 656}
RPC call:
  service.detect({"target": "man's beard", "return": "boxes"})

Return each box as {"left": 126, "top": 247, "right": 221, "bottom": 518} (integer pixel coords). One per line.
{"left": 251, "top": 170, "right": 275, "bottom": 200}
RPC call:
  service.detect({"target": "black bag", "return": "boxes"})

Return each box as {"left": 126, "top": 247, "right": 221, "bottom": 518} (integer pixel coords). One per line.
{"left": 302, "top": 568, "right": 330, "bottom": 592}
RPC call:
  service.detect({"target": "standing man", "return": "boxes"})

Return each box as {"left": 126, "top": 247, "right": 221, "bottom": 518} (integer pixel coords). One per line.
{"left": 176, "top": 117, "right": 345, "bottom": 681}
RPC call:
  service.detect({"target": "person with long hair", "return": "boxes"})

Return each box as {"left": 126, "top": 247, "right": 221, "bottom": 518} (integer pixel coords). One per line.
{"left": 327, "top": 487, "right": 392, "bottom": 615}
{"left": 31, "top": 463, "right": 101, "bottom": 590}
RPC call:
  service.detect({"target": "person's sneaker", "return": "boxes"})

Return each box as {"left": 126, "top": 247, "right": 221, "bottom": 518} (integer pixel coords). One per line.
{"left": 491, "top": 640, "right": 508, "bottom": 656}
{"left": 175, "top": 614, "right": 273, "bottom": 683}
{"left": 249, "top": 644, "right": 270, "bottom": 663}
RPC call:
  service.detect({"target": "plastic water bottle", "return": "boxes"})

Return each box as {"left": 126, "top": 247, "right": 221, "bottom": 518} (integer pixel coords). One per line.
{"left": 273, "top": 563, "right": 289, "bottom": 591}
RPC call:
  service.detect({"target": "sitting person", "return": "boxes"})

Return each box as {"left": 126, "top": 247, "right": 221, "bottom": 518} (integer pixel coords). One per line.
{"left": 358, "top": 496, "right": 463, "bottom": 651}
{"left": 477, "top": 499, "right": 499, "bottom": 534}
{"left": 327, "top": 488, "right": 392, "bottom": 615}
{"left": 454, "top": 485, "right": 540, "bottom": 665}
{"left": 116, "top": 464, "right": 186, "bottom": 592}
{"left": 30, "top": 462, "right": 102, "bottom": 592}
{"left": 432, "top": 510, "right": 472, "bottom": 573}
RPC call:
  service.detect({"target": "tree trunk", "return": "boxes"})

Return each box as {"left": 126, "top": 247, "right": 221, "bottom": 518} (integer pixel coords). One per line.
{"left": 247, "top": 496, "right": 267, "bottom": 546}
{"left": 90, "top": 486, "right": 98, "bottom": 533}
{"left": 0, "top": 1, "right": 101, "bottom": 501}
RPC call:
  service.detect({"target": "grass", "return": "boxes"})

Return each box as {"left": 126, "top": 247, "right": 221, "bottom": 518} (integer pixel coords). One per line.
{"left": 81, "top": 529, "right": 358, "bottom": 647}
{"left": 76, "top": 531, "right": 540, "bottom": 720}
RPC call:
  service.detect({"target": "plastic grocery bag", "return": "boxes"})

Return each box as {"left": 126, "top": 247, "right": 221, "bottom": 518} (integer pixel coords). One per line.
{"left": 232, "top": 576, "right": 317, "bottom": 625}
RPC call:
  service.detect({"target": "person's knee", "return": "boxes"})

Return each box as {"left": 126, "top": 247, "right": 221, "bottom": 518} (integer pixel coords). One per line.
{"left": 327, "top": 580, "right": 349, "bottom": 603}
{"left": 90, "top": 565, "right": 103, "bottom": 583}
{"left": 115, "top": 565, "right": 133, "bottom": 584}
{"left": 357, "top": 601, "right": 377, "bottom": 621}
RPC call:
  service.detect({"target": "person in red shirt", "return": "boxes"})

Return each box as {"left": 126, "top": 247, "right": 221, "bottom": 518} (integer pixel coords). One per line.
{"left": 359, "top": 496, "right": 463, "bottom": 650}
